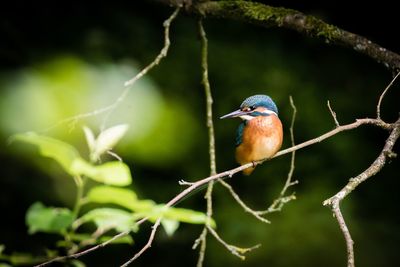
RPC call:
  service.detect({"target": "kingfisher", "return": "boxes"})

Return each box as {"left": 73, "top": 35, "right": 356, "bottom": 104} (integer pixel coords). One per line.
{"left": 220, "top": 95, "right": 283, "bottom": 175}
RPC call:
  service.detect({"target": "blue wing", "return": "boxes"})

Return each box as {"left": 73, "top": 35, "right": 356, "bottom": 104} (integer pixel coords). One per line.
{"left": 235, "top": 121, "right": 247, "bottom": 147}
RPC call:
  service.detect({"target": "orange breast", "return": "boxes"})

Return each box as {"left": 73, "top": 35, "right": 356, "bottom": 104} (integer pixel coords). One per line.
{"left": 236, "top": 115, "right": 283, "bottom": 175}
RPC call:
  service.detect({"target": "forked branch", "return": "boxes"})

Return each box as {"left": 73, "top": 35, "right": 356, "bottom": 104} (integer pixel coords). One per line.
{"left": 323, "top": 116, "right": 400, "bottom": 267}
{"left": 323, "top": 72, "right": 399, "bottom": 267}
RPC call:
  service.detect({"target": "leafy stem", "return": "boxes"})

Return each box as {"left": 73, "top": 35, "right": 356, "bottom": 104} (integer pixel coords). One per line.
{"left": 72, "top": 175, "right": 85, "bottom": 219}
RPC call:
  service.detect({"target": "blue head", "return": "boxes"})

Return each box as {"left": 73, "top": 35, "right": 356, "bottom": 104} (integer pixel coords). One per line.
{"left": 220, "top": 94, "right": 278, "bottom": 120}
{"left": 221, "top": 95, "right": 279, "bottom": 146}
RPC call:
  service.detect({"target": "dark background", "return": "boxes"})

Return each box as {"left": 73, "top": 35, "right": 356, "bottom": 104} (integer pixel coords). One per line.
{"left": 0, "top": 1, "right": 399, "bottom": 266}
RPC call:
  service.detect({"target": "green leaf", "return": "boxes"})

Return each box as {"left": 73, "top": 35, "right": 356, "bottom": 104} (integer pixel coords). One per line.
{"left": 134, "top": 205, "right": 216, "bottom": 228}
{"left": 67, "top": 233, "right": 133, "bottom": 245}
{"left": 12, "top": 133, "right": 132, "bottom": 186}
{"left": 70, "top": 260, "right": 86, "bottom": 267}
{"left": 25, "top": 202, "right": 74, "bottom": 234}
{"left": 12, "top": 133, "right": 80, "bottom": 176}
{"left": 72, "top": 160, "right": 132, "bottom": 186}
{"left": 161, "top": 219, "right": 180, "bottom": 236}
{"left": 98, "top": 235, "right": 133, "bottom": 245}
{"left": 9, "top": 252, "right": 46, "bottom": 266}
{"left": 83, "top": 126, "right": 96, "bottom": 153}
{"left": 87, "top": 187, "right": 215, "bottom": 227}
{"left": 77, "top": 208, "right": 138, "bottom": 233}
{"left": 92, "top": 124, "right": 129, "bottom": 160}
{"left": 87, "top": 186, "right": 154, "bottom": 212}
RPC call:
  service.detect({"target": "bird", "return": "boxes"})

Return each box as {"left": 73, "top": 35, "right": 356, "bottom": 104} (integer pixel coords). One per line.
{"left": 220, "top": 94, "right": 283, "bottom": 175}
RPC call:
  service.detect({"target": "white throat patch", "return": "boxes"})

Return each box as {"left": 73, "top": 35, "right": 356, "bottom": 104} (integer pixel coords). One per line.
{"left": 239, "top": 115, "right": 255, "bottom": 121}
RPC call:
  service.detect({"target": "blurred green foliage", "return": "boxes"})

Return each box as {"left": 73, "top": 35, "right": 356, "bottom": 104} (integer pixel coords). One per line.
{"left": 0, "top": 1, "right": 399, "bottom": 267}
{"left": 2, "top": 130, "right": 214, "bottom": 265}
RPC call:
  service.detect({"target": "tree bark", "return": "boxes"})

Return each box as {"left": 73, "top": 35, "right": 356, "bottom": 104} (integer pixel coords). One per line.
{"left": 157, "top": 0, "right": 400, "bottom": 71}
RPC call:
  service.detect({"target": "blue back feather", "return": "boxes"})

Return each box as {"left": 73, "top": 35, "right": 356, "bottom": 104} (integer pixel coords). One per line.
{"left": 235, "top": 121, "right": 247, "bottom": 146}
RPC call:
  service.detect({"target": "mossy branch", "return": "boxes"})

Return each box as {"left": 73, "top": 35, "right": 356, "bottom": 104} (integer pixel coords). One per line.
{"left": 157, "top": 0, "right": 400, "bottom": 71}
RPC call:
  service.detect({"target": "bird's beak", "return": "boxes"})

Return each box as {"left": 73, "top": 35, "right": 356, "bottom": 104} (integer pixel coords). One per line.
{"left": 220, "top": 109, "right": 248, "bottom": 119}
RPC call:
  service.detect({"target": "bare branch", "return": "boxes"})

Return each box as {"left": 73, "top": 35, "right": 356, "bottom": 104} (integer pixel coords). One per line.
{"left": 323, "top": 116, "right": 400, "bottom": 267}
{"left": 327, "top": 100, "right": 340, "bottom": 127}
{"left": 273, "top": 118, "right": 392, "bottom": 159}
{"left": 323, "top": 117, "right": 399, "bottom": 206}
{"left": 193, "top": 225, "right": 208, "bottom": 267}
{"left": 194, "top": 18, "right": 217, "bottom": 267}
{"left": 34, "top": 231, "right": 130, "bottom": 267}
{"left": 199, "top": 20, "right": 217, "bottom": 177}
{"left": 377, "top": 71, "right": 400, "bottom": 119}
{"left": 219, "top": 180, "right": 270, "bottom": 223}
{"left": 206, "top": 225, "right": 261, "bottom": 260}
{"left": 192, "top": 227, "right": 207, "bottom": 250}
{"left": 330, "top": 201, "right": 354, "bottom": 267}
{"left": 120, "top": 218, "right": 162, "bottom": 267}
{"left": 124, "top": 7, "right": 180, "bottom": 87}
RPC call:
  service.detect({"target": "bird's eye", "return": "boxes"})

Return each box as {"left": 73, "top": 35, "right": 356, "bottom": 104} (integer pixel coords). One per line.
{"left": 242, "top": 106, "right": 255, "bottom": 112}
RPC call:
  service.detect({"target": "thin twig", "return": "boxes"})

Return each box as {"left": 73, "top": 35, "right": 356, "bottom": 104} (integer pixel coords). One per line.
{"left": 194, "top": 222, "right": 208, "bottom": 267}
{"left": 124, "top": 8, "right": 180, "bottom": 87}
{"left": 35, "top": 231, "right": 130, "bottom": 267}
{"left": 206, "top": 225, "right": 261, "bottom": 260}
{"left": 331, "top": 201, "right": 354, "bottom": 267}
{"left": 101, "top": 6, "right": 180, "bottom": 129}
{"left": 107, "top": 150, "right": 123, "bottom": 161}
{"left": 199, "top": 21, "right": 217, "bottom": 176}
{"left": 40, "top": 7, "right": 180, "bottom": 133}
{"left": 219, "top": 180, "right": 270, "bottom": 223}
{"left": 179, "top": 179, "right": 195, "bottom": 186}
{"left": 192, "top": 227, "right": 207, "bottom": 250}
{"left": 194, "top": 18, "right": 217, "bottom": 267}
{"left": 323, "top": 116, "right": 400, "bottom": 267}
{"left": 327, "top": 100, "right": 340, "bottom": 127}
{"left": 376, "top": 71, "right": 400, "bottom": 120}
{"left": 120, "top": 217, "right": 162, "bottom": 267}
